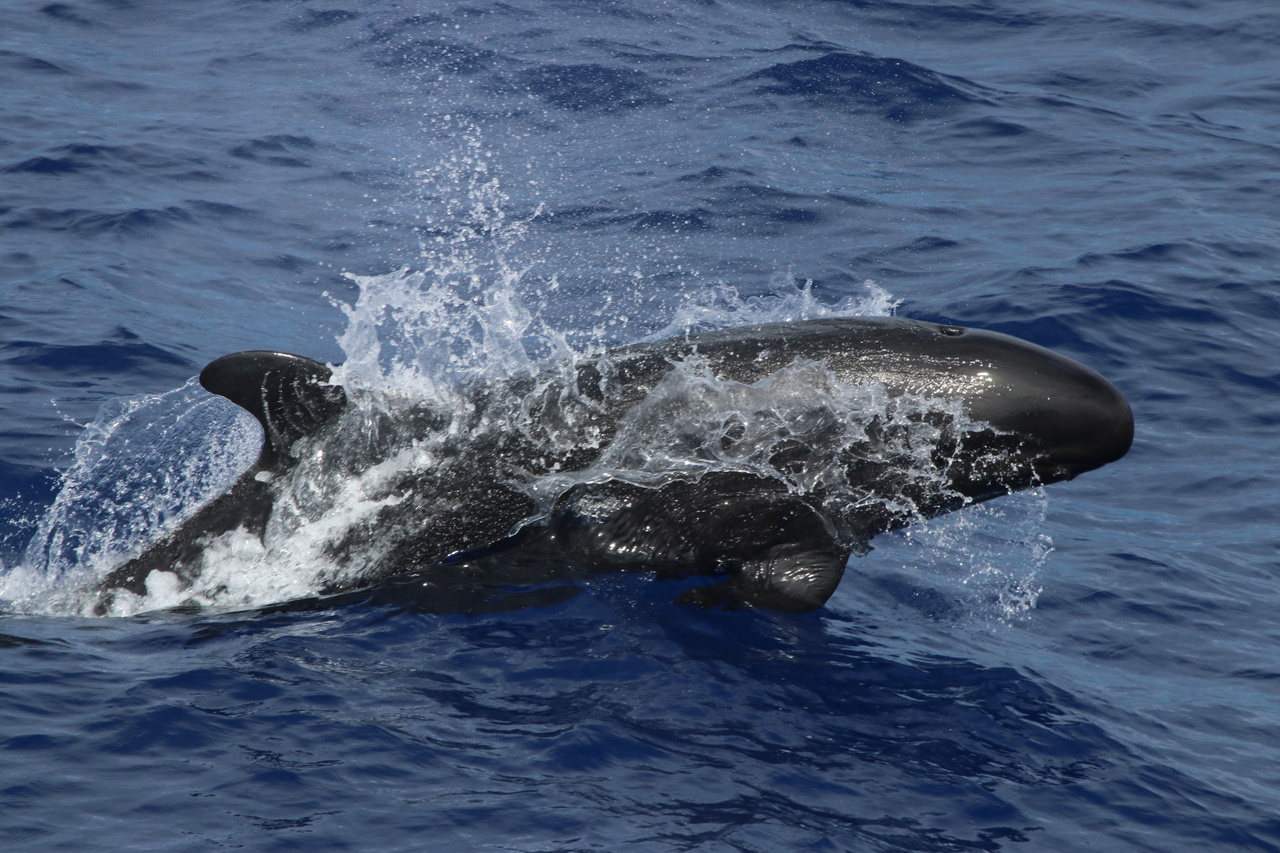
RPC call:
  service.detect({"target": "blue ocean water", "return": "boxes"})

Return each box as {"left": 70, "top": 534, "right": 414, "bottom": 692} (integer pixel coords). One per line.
{"left": 2, "top": 0, "right": 1278, "bottom": 849}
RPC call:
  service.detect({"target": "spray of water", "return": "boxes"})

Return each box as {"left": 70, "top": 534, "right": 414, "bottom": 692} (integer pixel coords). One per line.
{"left": 859, "top": 489, "right": 1051, "bottom": 623}
{"left": 0, "top": 383, "right": 260, "bottom": 614}
{"left": 0, "top": 136, "right": 1048, "bottom": 618}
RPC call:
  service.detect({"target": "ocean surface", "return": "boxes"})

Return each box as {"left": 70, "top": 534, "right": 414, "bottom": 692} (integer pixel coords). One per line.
{"left": 2, "top": 0, "right": 1278, "bottom": 849}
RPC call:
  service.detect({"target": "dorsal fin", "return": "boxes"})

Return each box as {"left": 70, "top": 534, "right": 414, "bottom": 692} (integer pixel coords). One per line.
{"left": 200, "top": 351, "right": 347, "bottom": 468}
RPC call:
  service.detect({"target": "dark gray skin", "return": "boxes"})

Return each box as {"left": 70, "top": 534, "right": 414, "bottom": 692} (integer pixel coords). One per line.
{"left": 98, "top": 317, "right": 1132, "bottom": 613}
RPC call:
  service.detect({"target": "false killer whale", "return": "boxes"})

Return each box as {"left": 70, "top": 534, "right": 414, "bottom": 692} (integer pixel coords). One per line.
{"left": 96, "top": 317, "right": 1132, "bottom": 613}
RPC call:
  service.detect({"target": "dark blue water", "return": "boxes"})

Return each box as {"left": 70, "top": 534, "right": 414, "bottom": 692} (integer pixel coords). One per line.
{"left": 3, "top": 0, "right": 1279, "bottom": 849}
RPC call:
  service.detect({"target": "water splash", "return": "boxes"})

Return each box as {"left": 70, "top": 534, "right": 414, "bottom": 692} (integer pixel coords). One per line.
{"left": 335, "top": 127, "right": 563, "bottom": 398}
{"left": 866, "top": 488, "right": 1052, "bottom": 623}
{"left": 650, "top": 278, "right": 900, "bottom": 341}
{"left": 1, "top": 382, "right": 260, "bottom": 614}
{"left": 1, "top": 135, "right": 1046, "bottom": 619}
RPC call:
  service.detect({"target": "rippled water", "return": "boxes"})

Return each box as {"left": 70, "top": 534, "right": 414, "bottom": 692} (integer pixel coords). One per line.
{"left": 2, "top": 0, "right": 1278, "bottom": 850}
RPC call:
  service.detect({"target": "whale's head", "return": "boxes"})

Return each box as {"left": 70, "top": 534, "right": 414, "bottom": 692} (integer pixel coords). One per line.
{"left": 957, "top": 325, "right": 1132, "bottom": 480}
{"left": 609, "top": 316, "right": 1133, "bottom": 515}
{"left": 853, "top": 319, "right": 1134, "bottom": 501}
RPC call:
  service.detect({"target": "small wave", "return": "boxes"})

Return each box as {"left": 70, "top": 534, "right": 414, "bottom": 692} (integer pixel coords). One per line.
{"left": 513, "top": 63, "right": 669, "bottom": 113}
{"left": 2, "top": 143, "right": 112, "bottom": 174}
{"left": 369, "top": 37, "right": 498, "bottom": 75}
{"left": 39, "top": 4, "right": 92, "bottom": 25}
{"left": 228, "top": 135, "right": 317, "bottom": 169}
{"left": 0, "top": 49, "right": 71, "bottom": 75}
{"left": 1, "top": 142, "right": 218, "bottom": 181}
{"left": 3, "top": 205, "right": 195, "bottom": 237}
{"left": 285, "top": 9, "right": 360, "bottom": 33}
{"left": 0, "top": 337, "right": 187, "bottom": 379}
{"left": 743, "top": 49, "right": 991, "bottom": 122}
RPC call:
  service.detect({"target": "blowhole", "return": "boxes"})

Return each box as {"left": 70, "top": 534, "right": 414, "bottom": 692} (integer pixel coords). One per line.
{"left": 937, "top": 325, "right": 965, "bottom": 337}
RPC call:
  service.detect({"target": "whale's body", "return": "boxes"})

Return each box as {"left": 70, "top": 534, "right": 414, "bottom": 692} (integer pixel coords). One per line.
{"left": 98, "top": 317, "right": 1132, "bottom": 613}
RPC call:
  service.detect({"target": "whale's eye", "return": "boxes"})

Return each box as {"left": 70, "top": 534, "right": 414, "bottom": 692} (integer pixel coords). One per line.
{"left": 937, "top": 325, "right": 965, "bottom": 337}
